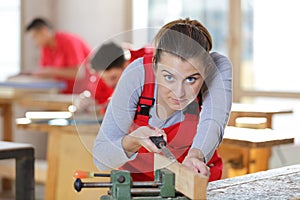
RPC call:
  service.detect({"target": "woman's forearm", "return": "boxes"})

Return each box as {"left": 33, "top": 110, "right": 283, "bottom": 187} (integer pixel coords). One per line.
{"left": 122, "top": 134, "right": 141, "bottom": 157}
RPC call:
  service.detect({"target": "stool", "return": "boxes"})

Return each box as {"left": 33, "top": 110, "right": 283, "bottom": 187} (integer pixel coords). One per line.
{"left": 0, "top": 141, "right": 34, "bottom": 200}
{"left": 235, "top": 117, "right": 268, "bottom": 129}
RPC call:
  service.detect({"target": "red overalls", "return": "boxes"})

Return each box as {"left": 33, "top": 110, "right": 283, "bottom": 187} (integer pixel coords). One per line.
{"left": 121, "top": 55, "right": 223, "bottom": 182}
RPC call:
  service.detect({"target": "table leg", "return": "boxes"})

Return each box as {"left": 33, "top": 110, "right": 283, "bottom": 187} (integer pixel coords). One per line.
{"left": 2, "top": 103, "right": 13, "bottom": 141}
{"left": 45, "top": 131, "right": 61, "bottom": 200}
{"left": 1, "top": 103, "right": 13, "bottom": 190}
{"left": 265, "top": 115, "right": 273, "bottom": 129}
{"left": 15, "top": 148, "right": 35, "bottom": 200}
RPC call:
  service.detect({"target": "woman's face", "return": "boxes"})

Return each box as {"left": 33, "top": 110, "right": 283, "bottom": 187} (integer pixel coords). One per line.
{"left": 156, "top": 52, "right": 204, "bottom": 114}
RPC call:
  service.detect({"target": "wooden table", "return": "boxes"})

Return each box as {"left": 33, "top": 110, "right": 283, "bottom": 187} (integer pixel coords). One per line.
{"left": 219, "top": 126, "right": 295, "bottom": 178}
{"left": 0, "top": 141, "right": 35, "bottom": 200}
{"left": 16, "top": 93, "right": 74, "bottom": 111}
{"left": 229, "top": 103, "right": 293, "bottom": 128}
{"left": 207, "top": 164, "right": 300, "bottom": 199}
{"left": 0, "top": 90, "right": 74, "bottom": 141}
{"left": 17, "top": 118, "right": 107, "bottom": 200}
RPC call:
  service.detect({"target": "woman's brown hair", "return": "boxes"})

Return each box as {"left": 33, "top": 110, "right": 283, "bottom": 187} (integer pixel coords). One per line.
{"left": 153, "top": 18, "right": 213, "bottom": 78}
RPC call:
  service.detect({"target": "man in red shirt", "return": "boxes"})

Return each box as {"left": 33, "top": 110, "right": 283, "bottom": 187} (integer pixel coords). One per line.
{"left": 26, "top": 18, "right": 91, "bottom": 94}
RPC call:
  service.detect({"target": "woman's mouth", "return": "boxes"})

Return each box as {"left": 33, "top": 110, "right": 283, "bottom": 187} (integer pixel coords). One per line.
{"left": 171, "top": 98, "right": 187, "bottom": 105}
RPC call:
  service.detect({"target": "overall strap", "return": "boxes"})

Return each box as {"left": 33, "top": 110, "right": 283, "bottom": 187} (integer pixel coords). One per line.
{"left": 134, "top": 55, "right": 156, "bottom": 126}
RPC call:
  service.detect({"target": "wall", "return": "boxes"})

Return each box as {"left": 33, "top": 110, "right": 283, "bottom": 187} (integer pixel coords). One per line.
{"left": 21, "top": 0, "right": 132, "bottom": 69}
{"left": 21, "top": 0, "right": 55, "bottom": 71}
{"left": 54, "top": 0, "right": 132, "bottom": 49}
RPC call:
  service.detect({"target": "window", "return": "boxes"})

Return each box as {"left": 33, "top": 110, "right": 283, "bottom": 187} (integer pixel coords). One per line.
{"left": 242, "top": 0, "right": 300, "bottom": 93}
{"left": 132, "top": 0, "right": 229, "bottom": 55}
{"left": 0, "top": 0, "right": 20, "bottom": 81}
{"left": 133, "top": 0, "right": 300, "bottom": 128}
{"left": 240, "top": 0, "right": 300, "bottom": 134}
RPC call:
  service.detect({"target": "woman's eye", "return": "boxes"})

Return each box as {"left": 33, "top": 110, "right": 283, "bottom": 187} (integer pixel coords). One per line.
{"left": 186, "top": 77, "right": 197, "bottom": 83}
{"left": 164, "top": 75, "right": 174, "bottom": 81}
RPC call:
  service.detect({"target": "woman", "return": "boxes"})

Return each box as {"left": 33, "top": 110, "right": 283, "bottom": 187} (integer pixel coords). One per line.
{"left": 93, "top": 18, "right": 232, "bottom": 182}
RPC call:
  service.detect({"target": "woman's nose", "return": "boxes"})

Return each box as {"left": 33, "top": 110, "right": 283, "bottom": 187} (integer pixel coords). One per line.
{"left": 172, "top": 83, "right": 185, "bottom": 98}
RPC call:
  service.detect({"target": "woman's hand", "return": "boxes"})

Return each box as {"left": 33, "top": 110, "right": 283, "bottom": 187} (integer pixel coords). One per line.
{"left": 182, "top": 148, "right": 210, "bottom": 177}
{"left": 122, "top": 126, "right": 167, "bottom": 157}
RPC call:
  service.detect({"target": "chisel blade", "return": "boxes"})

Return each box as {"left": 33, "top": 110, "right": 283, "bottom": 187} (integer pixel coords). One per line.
{"left": 149, "top": 135, "right": 178, "bottom": 162}
{"left": 160, "top": 145, "right": 178, "bottom": 163}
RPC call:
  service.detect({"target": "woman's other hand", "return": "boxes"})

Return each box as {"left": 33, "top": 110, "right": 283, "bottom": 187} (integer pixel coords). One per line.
{"left": 182, "top": 148, "right": 210, "bottom": 177}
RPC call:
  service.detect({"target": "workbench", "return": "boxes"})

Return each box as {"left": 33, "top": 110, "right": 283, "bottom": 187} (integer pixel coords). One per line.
{"left": 207, "top": 164, "right": 300, "bottom": 199}
{"left": 0, "top": 141, "right": 35, "bottom": 200}
{"left": 229, "top": 103, "right": 293, "bottom": 128}
{"left": 219, "top": 127, "right": 294, "bottom": 178}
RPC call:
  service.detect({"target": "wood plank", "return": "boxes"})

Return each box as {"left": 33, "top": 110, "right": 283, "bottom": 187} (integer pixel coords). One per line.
{"left": 154, "top": 154, "right": 208, "bottom": 200}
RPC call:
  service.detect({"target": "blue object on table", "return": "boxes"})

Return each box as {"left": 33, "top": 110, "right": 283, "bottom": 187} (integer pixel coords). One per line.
{"left": 0, "top": 81, "right": 66, "bottom": 90}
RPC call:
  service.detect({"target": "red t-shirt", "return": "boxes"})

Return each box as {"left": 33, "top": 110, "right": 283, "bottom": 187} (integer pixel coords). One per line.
{"left": 40, "top": 32, "right": 91, "bottom": 94}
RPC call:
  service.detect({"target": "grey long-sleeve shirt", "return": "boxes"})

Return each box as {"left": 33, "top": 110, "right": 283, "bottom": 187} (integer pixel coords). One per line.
{"left": 93, "top": 52, "right": 232, "bottom": 170}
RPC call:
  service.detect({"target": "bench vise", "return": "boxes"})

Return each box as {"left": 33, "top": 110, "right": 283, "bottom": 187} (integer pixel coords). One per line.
{"left": 74, "top": 169, "right": 189, "bottom": 200}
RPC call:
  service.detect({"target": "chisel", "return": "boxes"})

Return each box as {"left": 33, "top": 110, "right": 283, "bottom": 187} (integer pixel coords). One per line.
{"left": 149, "top": 135, "right": 177, "bottom": 162}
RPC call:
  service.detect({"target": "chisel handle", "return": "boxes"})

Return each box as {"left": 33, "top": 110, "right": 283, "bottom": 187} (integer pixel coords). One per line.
{"left": 149, "top": 135, "right": 166, "bottom": 149}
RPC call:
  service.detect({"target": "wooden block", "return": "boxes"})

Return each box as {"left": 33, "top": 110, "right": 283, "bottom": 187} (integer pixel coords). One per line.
{"left": 154, "top": 154, "right": 208, "bottom": 200}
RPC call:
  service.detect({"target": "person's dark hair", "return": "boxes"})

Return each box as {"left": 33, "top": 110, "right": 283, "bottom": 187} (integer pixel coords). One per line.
{"left": 91, "top": 42, "right": 125, "bottom": 71}
{"left": 26, "top": 18, "right": 52, "bottom": 32}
